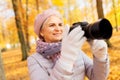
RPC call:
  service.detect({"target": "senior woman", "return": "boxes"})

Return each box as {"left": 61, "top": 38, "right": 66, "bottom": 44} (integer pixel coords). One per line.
{"left": 27, "top": 9, "right": 109, "bottom": 80}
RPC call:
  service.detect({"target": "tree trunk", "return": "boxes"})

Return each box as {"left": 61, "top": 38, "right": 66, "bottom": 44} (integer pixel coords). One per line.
{"left": 26, "top": 0, "right": 31, "bottom": 51}
{"left": 36, "top": 0, "right": 39, "bottom": 13}
{"left": 0, "top": 48, "right": 6, "bottom": 80}
{"left": 96, "top": 0, "right": 112, "bottom": 47}
{"left": 12, "top": 0, "right": 28, "bottom": 61}
{"left": 96, "top": 0, "right": 104, "bottom": 18}
{"left": 19, "top": 0, "right": 31, "bottom": 52}
{"left": 112, "top": 0, "right": 118, "bottom": 32}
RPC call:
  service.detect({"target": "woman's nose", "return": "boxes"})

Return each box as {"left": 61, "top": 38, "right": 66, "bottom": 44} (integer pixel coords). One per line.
{"left": 55, "top": 26, "right": 61, "bottom": 30}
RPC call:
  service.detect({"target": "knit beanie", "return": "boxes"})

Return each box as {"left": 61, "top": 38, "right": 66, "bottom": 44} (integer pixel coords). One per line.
{"left": 34, "top": 9, "right": 62, "bottom": 36}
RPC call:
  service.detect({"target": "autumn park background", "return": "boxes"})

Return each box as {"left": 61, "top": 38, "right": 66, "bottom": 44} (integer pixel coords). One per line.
{"left": 0, "top": 0, "right": 120, "bottom": 80}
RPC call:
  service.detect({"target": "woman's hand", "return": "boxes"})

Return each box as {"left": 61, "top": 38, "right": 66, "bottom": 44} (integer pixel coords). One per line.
{"left": 58, "top": 25, "right": 86, "bottom": 71}
{"left": 88, "top": 39, "right": 108, "bottom": 61}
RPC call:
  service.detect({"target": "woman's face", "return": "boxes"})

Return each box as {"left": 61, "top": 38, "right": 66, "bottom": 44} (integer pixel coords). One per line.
{"left": 40, "top": 16, "right": 64, "bottom": 43}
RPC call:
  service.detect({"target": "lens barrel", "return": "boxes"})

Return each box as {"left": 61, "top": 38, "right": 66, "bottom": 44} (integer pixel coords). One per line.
{"left": 70, "top": 18, "right": 113, "bottom": 39}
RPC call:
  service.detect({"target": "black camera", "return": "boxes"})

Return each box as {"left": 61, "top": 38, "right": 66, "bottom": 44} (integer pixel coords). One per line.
{"left": 69, "top": 18, "right": 113, "bottom": 39}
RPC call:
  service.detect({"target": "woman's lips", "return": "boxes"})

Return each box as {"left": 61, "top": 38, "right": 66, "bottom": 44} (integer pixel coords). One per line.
{"left": 53, "top": 33, "right": 62, "bottom": 36}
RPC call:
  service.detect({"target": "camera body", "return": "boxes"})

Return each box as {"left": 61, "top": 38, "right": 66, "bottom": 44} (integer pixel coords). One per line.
{"left": 70, "top": 18, "right": 113, "bottom": 40}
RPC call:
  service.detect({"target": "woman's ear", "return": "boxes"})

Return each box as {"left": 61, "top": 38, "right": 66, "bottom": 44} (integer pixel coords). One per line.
{"left": 40, "top": 32, "right": 44, "bottom": 37}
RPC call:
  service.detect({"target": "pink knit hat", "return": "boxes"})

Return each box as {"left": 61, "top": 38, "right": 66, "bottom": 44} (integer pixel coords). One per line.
{"left": 34, "top": 9, "right": 62, "bottom": 36}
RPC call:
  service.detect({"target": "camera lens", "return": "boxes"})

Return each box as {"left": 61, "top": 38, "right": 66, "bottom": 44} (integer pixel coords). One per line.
{"left": 83, "top": 18, "right": 113, "bottom": 39}
{"left": 70, "top": 18, "right": 113, "bottom": 40}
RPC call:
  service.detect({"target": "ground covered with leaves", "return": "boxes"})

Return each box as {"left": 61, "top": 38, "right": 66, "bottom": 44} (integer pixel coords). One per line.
{"left": 2, "top": 30, "right": 120, "bottom": 80}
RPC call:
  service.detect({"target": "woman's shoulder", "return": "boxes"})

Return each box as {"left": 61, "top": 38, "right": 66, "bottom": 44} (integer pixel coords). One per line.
{"left": 27, "top": 53, "right": 53, "bottom": 67}
{"left": 27, "top": 53, "right": 41, "bottom": 60}
{"left": 28, "top": 52, "right": 43, "bottom": 58}
{"left": 27, "top": 53, "right": 47, "bottom": 63}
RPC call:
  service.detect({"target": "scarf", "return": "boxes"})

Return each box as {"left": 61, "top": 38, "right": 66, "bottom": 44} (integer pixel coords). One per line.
{"left": 36, "top": 39, "right": 61, "bottom": 62}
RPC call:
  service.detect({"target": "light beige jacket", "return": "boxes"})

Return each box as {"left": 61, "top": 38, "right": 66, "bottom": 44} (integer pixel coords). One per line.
{"left": 27, "top": 51, "right": 109, "bottom": 80}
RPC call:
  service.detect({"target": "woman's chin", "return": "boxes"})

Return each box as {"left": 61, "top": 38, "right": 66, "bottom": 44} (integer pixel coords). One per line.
{"left": 52, "top": 38, "right": 62, "bottom": 42}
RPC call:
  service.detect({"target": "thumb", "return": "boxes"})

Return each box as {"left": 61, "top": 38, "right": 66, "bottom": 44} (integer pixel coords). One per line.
{"left": 62, "top": 25, "right": 70, "bottom": 39}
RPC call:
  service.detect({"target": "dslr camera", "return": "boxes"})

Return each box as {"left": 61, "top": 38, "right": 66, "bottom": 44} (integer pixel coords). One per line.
{"left": 69, "top": 18, "right": 113, "bottom": 40}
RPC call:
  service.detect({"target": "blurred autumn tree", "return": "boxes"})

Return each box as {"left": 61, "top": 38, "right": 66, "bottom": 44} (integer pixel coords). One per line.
{"left": 35, "top": 0, "right": 39, "bottom": 13}
{"left": 12, "top": 0, "right": 28, "bottom": 60}
{"left": 19, "top": 0, "right": 31, "bottom": 52}
{"left": 0, "top": 49, "right": 6, "bottom": 80}
{"left": 96, "top": 0, "right": 112, "bottom": 47}
{"left": 112, "top": 0, "right": 119, "bottom": 31}
{"left": 6, "top": 17, "right": 19, "bottom": 47}
{"left": 96, "top": 0, "right": 104, "bottom": 18}
{"left": 105, "top": 0, "right": 120, "bottom": 30}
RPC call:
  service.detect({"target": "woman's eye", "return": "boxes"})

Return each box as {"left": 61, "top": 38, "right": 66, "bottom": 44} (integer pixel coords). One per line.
{"left": 49, "top": 24, "right": 55, "bottom": 27}
{"left": 59, "top": 23, "right": 63, "bottom": 27}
